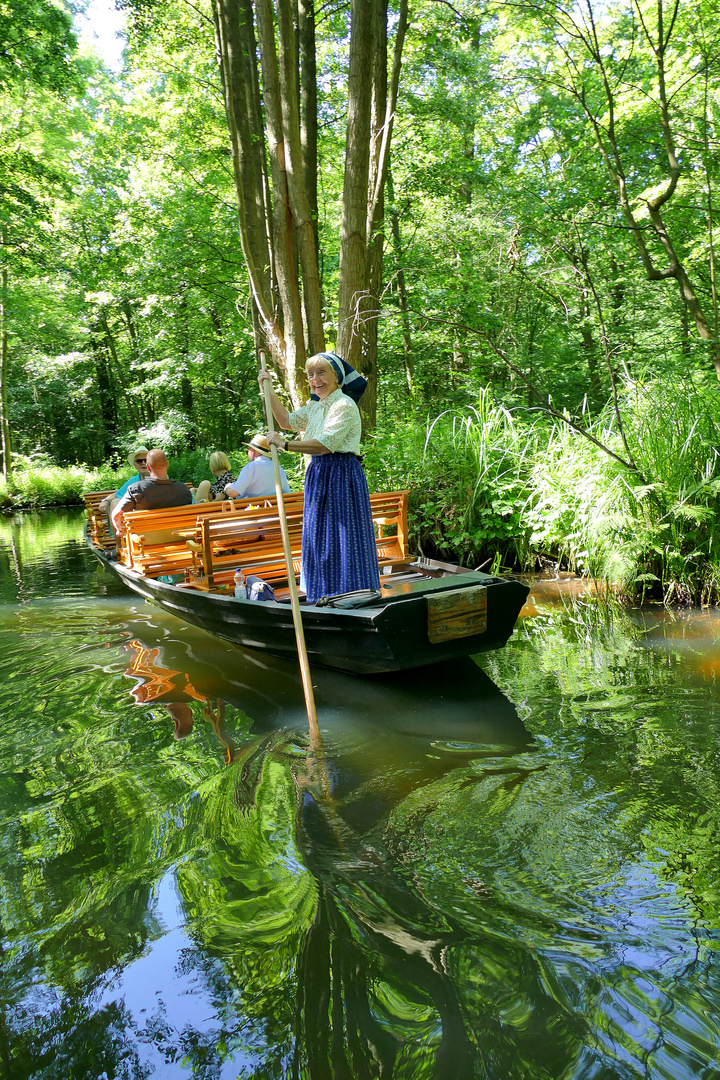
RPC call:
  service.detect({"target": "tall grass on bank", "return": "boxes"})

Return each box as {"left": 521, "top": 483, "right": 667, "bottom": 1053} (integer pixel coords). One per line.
{"left": 0, "top": 462, "right": 124, "bottom": 509}
{"left": 364, "top": 388, "right": 537, "bottom": 567}
{"left": 368, "top": 378, "right": 720, "bottom": 603}
{"left": 527, "top": 380, "right": 720, "bottom": 602}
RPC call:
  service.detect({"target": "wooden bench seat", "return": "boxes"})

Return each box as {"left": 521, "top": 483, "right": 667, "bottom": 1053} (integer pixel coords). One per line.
{"left": 83, "top": 490, "right": 116, "bottom": 551}
{"left": 190, "top": 490, "right": 409, "bottom": 591}
{"left": 88, "top": 486, "right": 409, "bottom": 595}
{"left": 84, "top": 483, "right": 197, "bottom": 559}
{"left": 120, "top": 493, "right": 305, "bottom": 577}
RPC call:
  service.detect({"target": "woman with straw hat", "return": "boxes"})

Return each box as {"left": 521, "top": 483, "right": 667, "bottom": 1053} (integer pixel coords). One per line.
{"left": 259, "top": 351, "right": 380, "bottom": 604}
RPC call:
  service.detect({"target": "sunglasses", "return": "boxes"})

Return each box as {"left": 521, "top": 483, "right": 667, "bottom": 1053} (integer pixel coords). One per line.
{"left": 135, "top": 458, "right": 147, "bottom": 465}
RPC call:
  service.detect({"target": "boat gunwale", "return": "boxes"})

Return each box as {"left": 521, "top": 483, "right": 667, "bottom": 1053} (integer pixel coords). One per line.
{"left": 87, "top": 531, "right": 503, "bottom": 620}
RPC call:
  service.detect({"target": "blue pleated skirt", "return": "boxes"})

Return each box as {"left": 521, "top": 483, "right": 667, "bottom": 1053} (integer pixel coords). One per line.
{"left": 302, "top": 453, "right": 381, "bottom": 603}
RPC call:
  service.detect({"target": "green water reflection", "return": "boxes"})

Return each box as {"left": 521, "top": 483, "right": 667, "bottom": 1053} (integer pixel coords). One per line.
{"left": 0, "top": 511, "right": 719, "bottom": 1078}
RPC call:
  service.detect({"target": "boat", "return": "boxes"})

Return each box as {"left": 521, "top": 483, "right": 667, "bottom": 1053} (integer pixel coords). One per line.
{"left": 84, "top": 488, "right": 529, "bottom": 675}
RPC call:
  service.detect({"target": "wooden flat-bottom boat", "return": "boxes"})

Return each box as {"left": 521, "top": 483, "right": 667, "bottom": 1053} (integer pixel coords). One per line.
{"left": 84, "top": 489, "right": 529, "bottom": 675}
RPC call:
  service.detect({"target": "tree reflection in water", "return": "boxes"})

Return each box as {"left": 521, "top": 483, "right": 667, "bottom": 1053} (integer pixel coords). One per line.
{"left": 3, "top": 517, "right": 719, "bottom": 1080}
{"left": 118, "top": 639, "right": 522, "bottom": 1078}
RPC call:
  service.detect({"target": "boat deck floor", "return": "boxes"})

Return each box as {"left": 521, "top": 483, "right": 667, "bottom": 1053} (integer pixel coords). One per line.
{"left": 240, "top": 562, "right": 460, "bottom": 605}
{"left": 168, "top": 561, "right": 455, "bottom": 601}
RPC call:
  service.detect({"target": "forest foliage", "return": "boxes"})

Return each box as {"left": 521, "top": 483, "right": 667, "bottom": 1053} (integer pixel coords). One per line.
{"left": 2, "top": 0, "right": 720, "bottom": 600}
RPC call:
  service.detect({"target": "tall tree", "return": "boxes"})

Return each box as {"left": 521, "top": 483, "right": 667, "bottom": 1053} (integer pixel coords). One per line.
{"left": 0, "top": 0, "right": 81, "bottom": 476}
{"left": 511, "top": 0, "right": 720, "bottom": 378}
{"left": 211, "top": 0, "right": 407, "bottom": 421}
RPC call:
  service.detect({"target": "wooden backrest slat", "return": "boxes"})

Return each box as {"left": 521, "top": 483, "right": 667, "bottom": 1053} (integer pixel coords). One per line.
{"left": 115, "top": 493, "right": 301, "bottom": 569}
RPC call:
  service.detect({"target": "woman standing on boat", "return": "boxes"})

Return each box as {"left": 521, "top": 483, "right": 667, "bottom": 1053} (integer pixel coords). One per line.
{"left": 259, "top": 352, "right": 380, "bottom": 604}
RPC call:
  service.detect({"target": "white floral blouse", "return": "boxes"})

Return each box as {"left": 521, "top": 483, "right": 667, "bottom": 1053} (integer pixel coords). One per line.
{"left": 287, "top": 388, "right": 362, "bottom": 454}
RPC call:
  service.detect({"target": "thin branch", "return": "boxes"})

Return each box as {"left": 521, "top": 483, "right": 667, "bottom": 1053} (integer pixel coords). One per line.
{"left": 180, "top": 0, "right": 215, "bottom": 26}
{"left": 410, "top": 308, "right": 641, "bottom": 474}
{"left": 427, "top": 0, "right": 464, "bottom": 20}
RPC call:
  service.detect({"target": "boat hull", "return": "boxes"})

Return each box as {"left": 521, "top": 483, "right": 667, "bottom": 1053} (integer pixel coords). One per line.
{"left": 88, "top": 537, "right": 529, "bottom": 674}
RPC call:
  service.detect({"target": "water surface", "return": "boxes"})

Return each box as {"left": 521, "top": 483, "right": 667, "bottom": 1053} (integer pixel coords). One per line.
{"left": 0, "top": 511, "right": 719, "bottom": 1078}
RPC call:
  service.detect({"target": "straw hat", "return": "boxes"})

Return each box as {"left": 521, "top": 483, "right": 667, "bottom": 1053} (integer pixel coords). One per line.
{"left": 127, "top": 446, "right": 150, "bottom": 468}
{"left": 242, "top": 434, "right": 271, "bottom": 458}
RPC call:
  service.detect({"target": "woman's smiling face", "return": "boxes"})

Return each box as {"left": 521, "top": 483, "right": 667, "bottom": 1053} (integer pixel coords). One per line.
{"left": 306, "top": 360, "right": 339, "bottom": 400}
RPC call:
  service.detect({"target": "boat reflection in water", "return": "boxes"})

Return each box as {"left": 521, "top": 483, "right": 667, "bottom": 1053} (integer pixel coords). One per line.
{"left": 115, "top": 619, "right": 529, "bottom": 1078}
{"left": 119, "top": 616, "right": 529, "bottom": 785}
{"left": 123, "top": 638, "right": 237, "bottom": 754}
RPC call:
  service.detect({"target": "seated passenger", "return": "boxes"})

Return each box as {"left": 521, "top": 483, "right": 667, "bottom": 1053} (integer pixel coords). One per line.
{"left": 224, "top": 434, "right": 291, "bottom": 500}
{"left": 98, "top": 446, "right": 150, "bottom": 517}
{"left": 111, "top": 448, "right": 193, "bottom": 536}
{"left": 193, "top": 452, "right": 235, "bottom": 503}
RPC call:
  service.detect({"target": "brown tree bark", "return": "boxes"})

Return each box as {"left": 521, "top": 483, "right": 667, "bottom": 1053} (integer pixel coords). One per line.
{"left": 387, "top": 168, "right": 414, "bottom": 391}
{"left": 336, "top": 0, "right": 374, "bottom": 375}
{"left": 358, "top": 0, "right": 389, "bottom": 429}
{"left": 337, "top": 0, "right": 408, "bottom": 430}
{"left": 213, "top": 0, "right": 406, "bottom": 423}
{"left": 212, "top": 0, "right": 283, "bottom": 364}
{"left": 99, "top": 310, "right": 142, "bottom": 429}
{"left": 92, "top": 336, "right": 118, "bottom": 460}
{"left": 120, "top": 298, "right": 154, "bottom": 424}
{"left": 255, "top": 0, "right": 308, "bottom": 405}
{"left": 298, "top": 0, "right": 324, "bottom": 344}
{"left": 275, "top": 0, "right": 325, "bottom": 356}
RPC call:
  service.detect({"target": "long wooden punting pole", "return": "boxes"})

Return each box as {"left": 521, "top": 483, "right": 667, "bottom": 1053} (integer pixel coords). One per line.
{"left": 258, "top": 350, "right": 319, "bottom": 738}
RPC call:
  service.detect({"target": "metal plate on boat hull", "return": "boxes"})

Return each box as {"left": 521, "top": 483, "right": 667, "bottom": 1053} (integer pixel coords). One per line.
{"left": 427, "top": 585, "right": 487, "bottom": 643}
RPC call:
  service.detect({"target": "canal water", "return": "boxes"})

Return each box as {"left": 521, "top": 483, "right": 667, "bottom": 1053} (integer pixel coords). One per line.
{"left": 0, "top": 510, "right": 719, "bottom": 1079}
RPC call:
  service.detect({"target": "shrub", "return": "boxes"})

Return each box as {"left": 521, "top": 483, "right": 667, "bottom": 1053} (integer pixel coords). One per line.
{"left": 364, "top": 388, "right": 536, "bottom": 568}
{"left": 524, "top": 378, "right": 720, "bottom": 602}
{"left": 0, "top": 464, "right": 124, "bottom": 509}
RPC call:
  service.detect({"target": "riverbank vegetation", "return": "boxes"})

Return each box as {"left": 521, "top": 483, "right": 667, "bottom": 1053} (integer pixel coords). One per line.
{"left": 2, "top": 0, "right": 720, "bottom": 603}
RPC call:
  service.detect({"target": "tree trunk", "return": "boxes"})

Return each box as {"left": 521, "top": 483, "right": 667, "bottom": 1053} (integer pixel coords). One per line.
{"left": 212, "top": 0, "right": 280, "bottom": 350}
{"left": 0, "top": 318, "right": 10, "bottom": 480}
{"left": 213, "top": 0, "right": 406, "bottom": 419}
{"left": 387, "top": 168, "right": 414, "bottom": 391}
{"left": 93, "top": 339, "right": 117, "bottom": 460}
{"left": 580, "top": 321, "right": 601, "bottom": 402}
{"left": 121, "top": 298, "right": 153, "bottom": 424}
{"left": 336, "top": 0, "right": 374, "bottom": 374}
{"left": 298, "top": 0, "right": 324, "bottom": 346}
{"left": 255, "top": 0, "right": 309, "bottom": 402}
{"left": 358, "top": 0, "right": 389, "bottom": 430}
{"left": 679, "top": 281, "right": 690, "bottom": 357}
{"left": 178, "top": 293, "right": 197, "bottom": 448}
{"left": 576, "top": 250, "right": 601, "bottom": 403}
{"left": 210, "top": 305, "right": 238, "bottom": 447}
{"left": 337, "top": 0, "right": 407, "bottom": 431}
{"left": 0, "top": 251, "right": 11, "bottom": 479}
{"left": 100, "top": 310, "right": 142, "bottom": 429}
{"left": 181, "top": 376, "right": 195, "bottom": 438}
{"left": 459, "top": 21, "right": 480, "bottom": 207}
{"left": 275, "top": 0, "right": 325, "bottom": 356}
